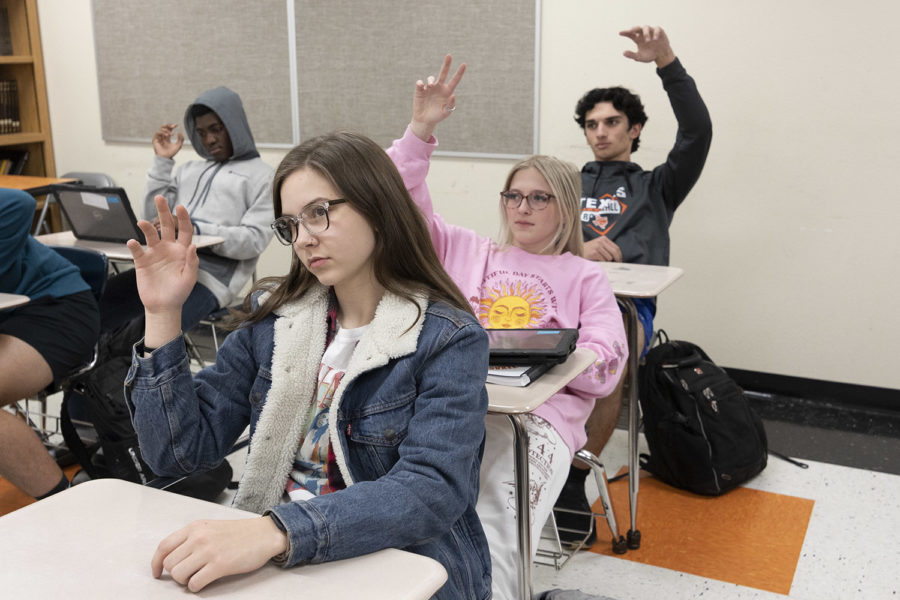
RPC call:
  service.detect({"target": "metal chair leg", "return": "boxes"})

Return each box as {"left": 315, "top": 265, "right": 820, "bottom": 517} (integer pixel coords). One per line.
{"left": 575, "top": 449, "right": 627, "bottom": 554}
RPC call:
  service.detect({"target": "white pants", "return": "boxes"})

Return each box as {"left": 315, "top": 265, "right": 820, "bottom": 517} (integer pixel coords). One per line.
{"left": 477, "top": 413, "right": 571, "bottom": 600}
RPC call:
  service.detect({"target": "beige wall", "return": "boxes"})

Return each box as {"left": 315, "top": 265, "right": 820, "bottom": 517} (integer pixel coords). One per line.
{"left": 37, "top": 1, "right": 900, "bottom": 389}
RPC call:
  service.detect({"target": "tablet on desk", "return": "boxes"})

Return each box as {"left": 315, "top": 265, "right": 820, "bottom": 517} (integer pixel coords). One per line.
{"left": 486, "top": 328, "right": 579, "bottom": 366}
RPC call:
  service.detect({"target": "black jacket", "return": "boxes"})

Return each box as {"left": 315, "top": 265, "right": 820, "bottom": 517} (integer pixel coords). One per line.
{"left": 580, "top": 58, "right": 712, "bottom": 266}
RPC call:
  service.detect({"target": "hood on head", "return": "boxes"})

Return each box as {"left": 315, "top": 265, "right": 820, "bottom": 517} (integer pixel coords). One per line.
{"left": 183, "top": 86, "right": 260, "bottom": 161}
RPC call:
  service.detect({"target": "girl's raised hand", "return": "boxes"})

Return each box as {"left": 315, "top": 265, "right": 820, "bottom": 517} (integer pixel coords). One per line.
{"left": 127, "top": 195, "right": 198, "bottom": 318}
{"left": 410, "top": 54, "right": 466, "bottom": 142}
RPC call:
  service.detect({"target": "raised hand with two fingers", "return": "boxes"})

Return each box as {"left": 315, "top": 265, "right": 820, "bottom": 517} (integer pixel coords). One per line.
{"left": 410, "top": 54, "right": 466, "bottom": 142}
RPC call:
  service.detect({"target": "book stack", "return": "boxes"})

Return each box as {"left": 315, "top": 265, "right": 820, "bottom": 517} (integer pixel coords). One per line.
{"left": 487, "top": 362, "right": 553, "bottom": 387}
{"left": 0, "top": 148, "right": 28, "bottom": 174}
{"left": 0, "top": 79, "right": 20, "bottom": 133}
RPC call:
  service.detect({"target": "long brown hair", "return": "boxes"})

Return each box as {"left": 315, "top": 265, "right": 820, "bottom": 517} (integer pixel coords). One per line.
{"left": 236, "top": 131, "right": 472, "bottom": 326}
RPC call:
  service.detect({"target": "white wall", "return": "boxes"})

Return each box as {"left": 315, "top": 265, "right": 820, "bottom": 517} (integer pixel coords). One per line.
{"left": 37, "top": 1, "right": 900, "bottom": 390}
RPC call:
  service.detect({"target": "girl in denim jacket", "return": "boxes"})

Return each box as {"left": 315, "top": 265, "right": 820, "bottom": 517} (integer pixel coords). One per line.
{"left": 124, "top": 131, "right": 492, "bottom": 598}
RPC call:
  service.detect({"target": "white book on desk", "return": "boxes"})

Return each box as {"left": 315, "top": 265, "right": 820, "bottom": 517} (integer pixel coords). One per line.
{"left": 487, "top": 362, "right": 553, "bottom": 387}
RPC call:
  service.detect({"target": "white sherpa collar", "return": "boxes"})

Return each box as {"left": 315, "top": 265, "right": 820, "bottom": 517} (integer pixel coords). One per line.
{"left": 233, "top": 284, "right": 427, "bottom": 514}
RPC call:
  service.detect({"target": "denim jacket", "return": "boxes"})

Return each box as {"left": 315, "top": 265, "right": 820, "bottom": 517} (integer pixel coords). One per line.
{"left": 125, "top": 284, "right": 492, "bottom": 599}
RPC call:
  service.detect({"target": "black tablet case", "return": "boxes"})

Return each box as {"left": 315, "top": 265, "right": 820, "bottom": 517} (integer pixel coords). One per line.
{"left": 487, "top": 328, "right": 579, "bottom": 366}
{"left": 51, "top": 184, "right": 146, "bottom": 244}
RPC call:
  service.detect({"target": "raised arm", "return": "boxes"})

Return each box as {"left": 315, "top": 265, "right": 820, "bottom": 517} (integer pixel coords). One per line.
{"left": 409, "top": 54, "right": 466, "bottom": 142}
{"left": 127, "top": 195, "right": 199, "bottom": 348}
{"left": 388, "top": 55, "right": 485, "bottom": 262}
{"left": 622, "top": 25, "right": 712, "bottom": 213}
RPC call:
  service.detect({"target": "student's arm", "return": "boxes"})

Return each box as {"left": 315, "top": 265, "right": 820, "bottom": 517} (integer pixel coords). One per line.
{"left": 386, "top": 55, "right": 479, "bottom": 259}
{"left": 655, "top": 57, "right": 713, "bottom": 214}
{"left": 127, "top": 296, "right": 267, "bottom": 593}
{"left": 565, "top": 264, "right": 629, "bottom": 399}
{"left": 0, "top": 191, "right": 35, "bottom": 283}
{"left": 619, "top": 26, "right": 712, "bottom": 214}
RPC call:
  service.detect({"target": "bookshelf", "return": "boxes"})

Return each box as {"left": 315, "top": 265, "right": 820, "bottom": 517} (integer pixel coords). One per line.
{"left": 0, "top": 0, "right": 54, "bottom": 178}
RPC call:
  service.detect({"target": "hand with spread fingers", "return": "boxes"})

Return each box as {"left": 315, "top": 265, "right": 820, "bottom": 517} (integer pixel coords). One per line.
{"left": 127, "top": 195, "right": 198, "bottom": 347}
{"left": 619, "top": 25, "right": 676, "bottom": 69}
{"left": 410, "top": 54, "right": 466, "bottom": 142}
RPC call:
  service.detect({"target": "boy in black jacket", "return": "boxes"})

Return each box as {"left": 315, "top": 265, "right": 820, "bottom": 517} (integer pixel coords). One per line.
{"left": 557, "top": 25, "right": 713, "bottom": 545}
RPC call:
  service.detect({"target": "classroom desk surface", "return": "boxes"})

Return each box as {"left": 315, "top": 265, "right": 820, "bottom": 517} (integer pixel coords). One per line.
{"left": 0, "top": 175, "right": 77, "bottom": 196}
{"left": 600, "top": 261, "right": 684, "bottom": 298}
{"left": 486, "top": 347, "right": 598, "bottom": 413}
{"left": 0, "top": 293, "right": 30, "bottom": 310}
{"left": 35, "top": 230, "right": 225, "bottom": 261}
{"left": 0, "top": 479, "right": 448, "bottom": 599}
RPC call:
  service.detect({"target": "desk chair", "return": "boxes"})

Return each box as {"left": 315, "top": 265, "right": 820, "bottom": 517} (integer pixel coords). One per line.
{"left": 12, "top": 246, "right": 109, "bottom": 450}
{"left": 537, "top": 448, "right": 626, "bottom": 570}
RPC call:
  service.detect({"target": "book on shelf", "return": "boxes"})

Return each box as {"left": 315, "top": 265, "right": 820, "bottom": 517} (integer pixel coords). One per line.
{"left": 486, "top": 361, "right": 554, "bottom": 387}
{"left": 0, "top": 7, "right": 12, "bottom": 56}
{"left": 0, "top": 148, "right": 28, "bottom": 174}
{"left": 0, "top": 79, "right": 21, "bottom": 134}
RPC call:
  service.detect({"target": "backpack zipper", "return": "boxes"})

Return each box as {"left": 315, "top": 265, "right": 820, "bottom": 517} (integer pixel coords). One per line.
{"left": 692, "top": 402, "right": 720, "bottom": 494}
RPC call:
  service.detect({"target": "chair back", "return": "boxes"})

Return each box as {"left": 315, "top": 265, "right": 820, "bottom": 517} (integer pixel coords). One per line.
{"left": 61, "top": 171, "right": 117, "bottom": 188}
{"left": 51, "top": 246, "right": 109, "bottom": 301}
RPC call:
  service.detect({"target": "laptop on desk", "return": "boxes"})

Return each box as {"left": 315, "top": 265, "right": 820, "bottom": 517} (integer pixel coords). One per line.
{"left": 50, "top": 184, "right": 146, "bottom": 245}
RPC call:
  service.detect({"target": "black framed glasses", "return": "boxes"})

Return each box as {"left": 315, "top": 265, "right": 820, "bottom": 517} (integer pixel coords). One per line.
{"left": 271, "top": 199, "right": 347, "bottom": 245}
{"left": 500, "top": 191, "right": 554, "bottom": 211}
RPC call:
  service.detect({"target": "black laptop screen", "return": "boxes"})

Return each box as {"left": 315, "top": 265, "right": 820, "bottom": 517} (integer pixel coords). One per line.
{"left": 52, "top": 186, "right": 145, "bottom": 244}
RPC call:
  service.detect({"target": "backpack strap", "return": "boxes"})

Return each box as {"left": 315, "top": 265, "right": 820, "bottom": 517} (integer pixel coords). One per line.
{"left": 60, "top": 392, "right": 102, "bottom": 479}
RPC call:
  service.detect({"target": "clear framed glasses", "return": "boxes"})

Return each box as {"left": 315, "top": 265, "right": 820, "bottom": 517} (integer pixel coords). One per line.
{"left": 500, "top": 191, "right": 554, "bottom": 211}
{"left": 271, "top": 199, "right": 347, "bottom": 245}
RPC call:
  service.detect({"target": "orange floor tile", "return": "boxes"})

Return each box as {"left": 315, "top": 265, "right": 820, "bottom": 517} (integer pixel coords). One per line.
{"left": 591, "top": 471, "right": 814, "bottom": 595}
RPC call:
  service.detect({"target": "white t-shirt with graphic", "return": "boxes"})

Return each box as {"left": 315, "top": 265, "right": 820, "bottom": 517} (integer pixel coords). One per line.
{"left": 285, "top": 322, "right": 368, "bottom": 502}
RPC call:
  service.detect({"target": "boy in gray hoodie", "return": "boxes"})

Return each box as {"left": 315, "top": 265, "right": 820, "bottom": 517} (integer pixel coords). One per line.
{"left": 101, "top": 86, "right": 274, "bottom": 333}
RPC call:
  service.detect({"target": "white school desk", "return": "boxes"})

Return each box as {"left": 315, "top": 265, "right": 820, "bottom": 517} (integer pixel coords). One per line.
{"left": 486, "top": 347, "right": 598, "bottom": 600}
{"left": 35, "top": 230, "right": 224, "bottom": 261}
{"left": 0, "top": 479, "right": 447, "bottom": 599}
{"left": 600, "top": 262, "right": 684, "bottom": 549}
{"left": 0, "top": 293, "right": 29, "bottom": 310}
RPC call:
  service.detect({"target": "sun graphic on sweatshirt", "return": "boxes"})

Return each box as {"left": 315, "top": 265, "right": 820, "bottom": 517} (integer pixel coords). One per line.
{"left": 477, "top": 280, "right": 546, "bottom": 328}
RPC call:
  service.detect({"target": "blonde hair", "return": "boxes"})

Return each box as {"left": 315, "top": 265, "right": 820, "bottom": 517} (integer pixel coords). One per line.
{"left": 498, "top": 155, "right": 584, "bottom": 256}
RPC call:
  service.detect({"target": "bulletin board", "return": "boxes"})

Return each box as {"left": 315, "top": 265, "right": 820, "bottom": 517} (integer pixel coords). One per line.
{"left": 92, "top": 0, "right": 539, "bottom": 156}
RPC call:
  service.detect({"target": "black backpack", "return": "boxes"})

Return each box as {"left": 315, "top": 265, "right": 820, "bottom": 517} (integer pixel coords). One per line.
{"left": 637, "top": 331, "right": 768, "bottom": 495}
{"left": 60, "top": 324, "right": 233, "bottom": 501}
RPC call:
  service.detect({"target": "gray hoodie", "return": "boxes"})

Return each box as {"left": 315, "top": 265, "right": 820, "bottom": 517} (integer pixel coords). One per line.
{"left": 145, "top": 86, "right": 274, "bottom": 308}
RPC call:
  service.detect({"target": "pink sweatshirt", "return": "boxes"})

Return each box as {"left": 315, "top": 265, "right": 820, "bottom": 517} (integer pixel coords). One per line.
{"left": 388, "top": 127, "right": 628, "bottom": 456}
